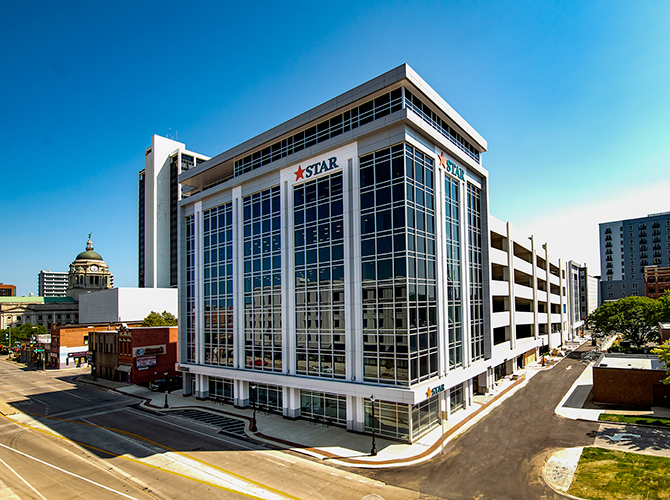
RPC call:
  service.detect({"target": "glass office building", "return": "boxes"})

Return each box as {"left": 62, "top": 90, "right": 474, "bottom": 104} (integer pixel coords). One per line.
{"left": 177, "top": 64, "right": 493, "bottom": 442}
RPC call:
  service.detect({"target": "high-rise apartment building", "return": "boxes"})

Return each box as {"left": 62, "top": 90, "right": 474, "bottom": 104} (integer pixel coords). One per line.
{"left": 173, "top": 64, "right": 577, "bottom": 443}
{"left": 38, "top": 270, "right": 68, "bottom": 297}
{"left": 600, "top": 212, "right": 670, "bottom": 301}
{"left": 139, "top": 135, "right": 210, "bottom": 288}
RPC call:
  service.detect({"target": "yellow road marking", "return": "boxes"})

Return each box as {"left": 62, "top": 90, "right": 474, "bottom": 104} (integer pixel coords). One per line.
{"left": 2, "top": 412, "right": 300, "bottom": 500}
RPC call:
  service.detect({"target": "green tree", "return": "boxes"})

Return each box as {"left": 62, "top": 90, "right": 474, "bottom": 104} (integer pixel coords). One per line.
{"left": 651, "top": 341, "right": 670, "bottom": 384}
{"left": 142, "top": 311, "right": 177, "bottom": 327}
{"left": 586, "top": 296, "right": 660, "bottom": 349}
{"left": 1, "top": 323, "right": 46, "bottom": 347}
{"left": 657, "top": 290, "right": 670, "bottom": 322}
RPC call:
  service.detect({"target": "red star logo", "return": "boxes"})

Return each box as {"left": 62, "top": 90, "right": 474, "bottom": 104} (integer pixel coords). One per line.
{"left": 295, "top": 165, "right": 305, "bottom": 181}
{"left": 438, "top": 153, "right": 447, "bottom": 169}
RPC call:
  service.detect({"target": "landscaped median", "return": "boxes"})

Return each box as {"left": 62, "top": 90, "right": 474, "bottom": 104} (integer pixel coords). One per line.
{"left": 567, "top": 447, "right": 670, "bottom": 500}
{"left": 599, "top": 413, "right": 670, "bottom": 428}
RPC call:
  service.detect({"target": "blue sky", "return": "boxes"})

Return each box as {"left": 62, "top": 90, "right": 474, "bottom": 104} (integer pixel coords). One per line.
{"left": 2, "top": 1, "right": 669, "bottom": 296}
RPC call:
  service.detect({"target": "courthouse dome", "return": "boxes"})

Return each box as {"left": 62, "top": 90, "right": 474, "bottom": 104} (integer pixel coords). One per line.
{"left": 75, "top": 236, "right": 103, "bottom": 261}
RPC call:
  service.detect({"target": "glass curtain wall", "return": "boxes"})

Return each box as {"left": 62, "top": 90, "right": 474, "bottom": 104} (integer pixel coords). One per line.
{"left": 203, "top": 203, "right": 234, "bottom": 367}
{"left": 301, "top": 390, "right": 347, "bottom": 425}
{"left": 185, "top": 215, "right": 195, "bottom": 363}
{"left": 445, "top": 178, "right": 463, "bottom": 368}
{"left": 208, "top": 377, "right": 234, "bottom": 402}
{"left": 294, "top": 173, "right": 346, "bottom": 379}
{"left": 360, "top": 143, "right": 437, "bottom": 386}
{"left": 467, "top": 184, "right": 484, "bottom": 361}
{"left": 243, "top": 186, "right": 282, "bottom": 372}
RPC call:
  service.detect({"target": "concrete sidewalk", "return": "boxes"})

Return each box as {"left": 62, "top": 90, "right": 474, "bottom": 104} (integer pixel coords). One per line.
{"left": 76, "top": 366, "right": 540, "bottom": 469}
{"left": 79, "top": 337, "right": 669, "bottom": 472}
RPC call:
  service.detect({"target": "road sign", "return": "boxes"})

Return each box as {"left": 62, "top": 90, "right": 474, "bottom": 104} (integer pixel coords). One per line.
{"left": 36, "top": 334, "right": 51, "bottom": 343}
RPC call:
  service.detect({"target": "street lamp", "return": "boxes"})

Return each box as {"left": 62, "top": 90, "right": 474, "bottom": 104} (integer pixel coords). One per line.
{"left": 164, "top": 371, "right": 169, "bottom": 409}
{"left": 370, "top": 395, "right": 377, "bottom": 456}
{"left": 250, "top": 384, "right": 258, "bottom": 432}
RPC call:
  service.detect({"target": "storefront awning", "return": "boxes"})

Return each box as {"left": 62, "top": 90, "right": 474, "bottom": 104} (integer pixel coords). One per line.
{"left": 117, "top": 364, "right": 132, "bottom": 373}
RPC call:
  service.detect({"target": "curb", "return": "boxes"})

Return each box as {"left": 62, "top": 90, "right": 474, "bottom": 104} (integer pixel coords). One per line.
{"left": 74, "top": 370, "right": 531, "bottom": 468}
{"left": 541, "top": 447, "right": 584, "bottom": 500}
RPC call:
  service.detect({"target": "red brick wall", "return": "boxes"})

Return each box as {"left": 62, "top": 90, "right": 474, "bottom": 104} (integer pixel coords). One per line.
{"left": 593, "top": 366, "right": 666, "bottom": 407}
{"left": 129, "top": 327, "right": 178, "bottom": 385}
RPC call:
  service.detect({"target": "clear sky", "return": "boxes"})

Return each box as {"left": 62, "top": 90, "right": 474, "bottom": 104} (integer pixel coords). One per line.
{"left": 2, "top": 1, "right": 669, "bottom": 296}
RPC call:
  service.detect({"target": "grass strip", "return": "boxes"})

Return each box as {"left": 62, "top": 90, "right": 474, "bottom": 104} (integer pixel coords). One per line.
{"left": 599, "top": 413, "right": 670, "bottom": 428}
{"left": 568, "top": 447, "right": 670, "bottom": 500}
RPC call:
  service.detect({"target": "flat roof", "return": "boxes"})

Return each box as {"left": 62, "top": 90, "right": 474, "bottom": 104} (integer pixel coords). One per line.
{"left": 180, "top": 63, "right": 488, "bottom": 191}
{"left": 596, "top": 353, "right": 664, "bottom": 371}
{"left": 0, "top": 296, "right": 75, "bottom": 304}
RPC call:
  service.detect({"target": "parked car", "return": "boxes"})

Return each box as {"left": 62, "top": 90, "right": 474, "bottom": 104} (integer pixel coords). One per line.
{"left": 149, "top": 376, "right": 182, "bottom": 392}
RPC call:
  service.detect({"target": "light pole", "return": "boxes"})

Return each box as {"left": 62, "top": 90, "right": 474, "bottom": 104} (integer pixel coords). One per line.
{"left": 163, "top": 371, "right": 169, "bottom": 408}
{"left": 250, "top": 384, "right": 257, "bottom": 432}
{"left": 370, "top": 395, "right": 377, "bottom": 456}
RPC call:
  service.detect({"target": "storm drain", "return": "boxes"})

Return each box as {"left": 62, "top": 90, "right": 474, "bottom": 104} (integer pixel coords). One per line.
{"left": 169, "top": 409, "right": 247, "bottom": 437}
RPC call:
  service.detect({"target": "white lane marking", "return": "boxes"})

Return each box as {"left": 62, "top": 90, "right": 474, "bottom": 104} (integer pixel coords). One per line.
{"left": 0, "top": 443, "right": 139, "bottom": 499}
{"left": 81, "top": 417, "right": 288, "bottom": 500}
{"left": 59, "top": 391, "right": 91, "bottom": 401}
{"left": 605, "top": 433, "right": 641, "bottom": 442}
{"left": 50, "top": 400, "right": 124, "bottom": 418}
{"left": 69, "top": 407, "right": 125, "bottom": 421}
{"left": 0, "top": 456, "right": 49, "bottom": 500}
{"left": 125, "top": 407, "right": 258, "bottom": 451}
{"left": 259, "top": 451, "right": 296, "bottom": 464}
{"left": 28, "top": 396, "right": 50, "bottom": 407}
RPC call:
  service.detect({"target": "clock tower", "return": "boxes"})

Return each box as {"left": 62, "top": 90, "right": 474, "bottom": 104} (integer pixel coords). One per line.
{"left": 67, "top": 235, "right": 113, "bottom": 300}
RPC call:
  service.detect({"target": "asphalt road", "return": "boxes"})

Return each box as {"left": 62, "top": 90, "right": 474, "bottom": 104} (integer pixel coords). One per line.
{"left": 364, "top": 347, "right": 601, "bottom": 500}
{"left": 0, "top": 359, "right": 420, "bottom": 500}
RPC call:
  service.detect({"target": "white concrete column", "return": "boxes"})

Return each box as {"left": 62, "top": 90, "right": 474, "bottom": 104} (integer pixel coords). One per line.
{"left": 345, "top": 156, "right": 363, "bottom": 382}
{"left": 232, "top": 187, "right": 244, "bottom": 369}
{"left": 283, "top": 387, "right": 300, "bottom": 418}
{"left": 233, "top": 379, "right": 246, "bottom": 407}
{"left": 279, "top": 172, "right": 296, "bottom": 376}
{"left": 347, "top": 395, "right": 365, "bottom": 433}
{"left": 195, "top": 373, "right": 209, "bottom": 399}
{"left": 506, "top": 222, "right": 517, "bottom": 349}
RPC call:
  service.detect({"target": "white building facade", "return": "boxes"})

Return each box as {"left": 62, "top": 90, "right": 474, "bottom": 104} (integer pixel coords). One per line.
{"left": 139, "top": 135, "right": 210, "bottom": 289}
{"left": 78, "top": 287, "right": 178, "bottom": 324}
{"left": 175, "top": 65, "right": 574, "bottom": 442}
{"left": 489, "top": 216, "right": 576, "bottom": 367}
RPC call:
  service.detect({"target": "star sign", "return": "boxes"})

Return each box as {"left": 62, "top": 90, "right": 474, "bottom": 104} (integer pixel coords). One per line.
{"left": 426, "top": 387, "right": 432, "bottom": 398}
{"left": 294, "top": 165, "right": 305, "bottom": 181}
{"left": 438, "top": 153, "right": 447, "bottom": 169}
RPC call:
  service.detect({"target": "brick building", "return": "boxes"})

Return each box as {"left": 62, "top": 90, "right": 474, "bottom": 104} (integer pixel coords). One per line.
{"left": 52, "top": 322, "right": 141, "bottom": 369}
{"left": 644, "top": 265, "right": 670, "bottom": 299}
{"left": 91, "top": 325, "right": 178, "bottom": 384}
{"left": 592, "top": 353, "right": 670, "bottom": 407}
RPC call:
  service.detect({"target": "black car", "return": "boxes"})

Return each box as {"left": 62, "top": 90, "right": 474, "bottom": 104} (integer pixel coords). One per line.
{"left": 149, "top": 377, "right": 182, "bottom": 392}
